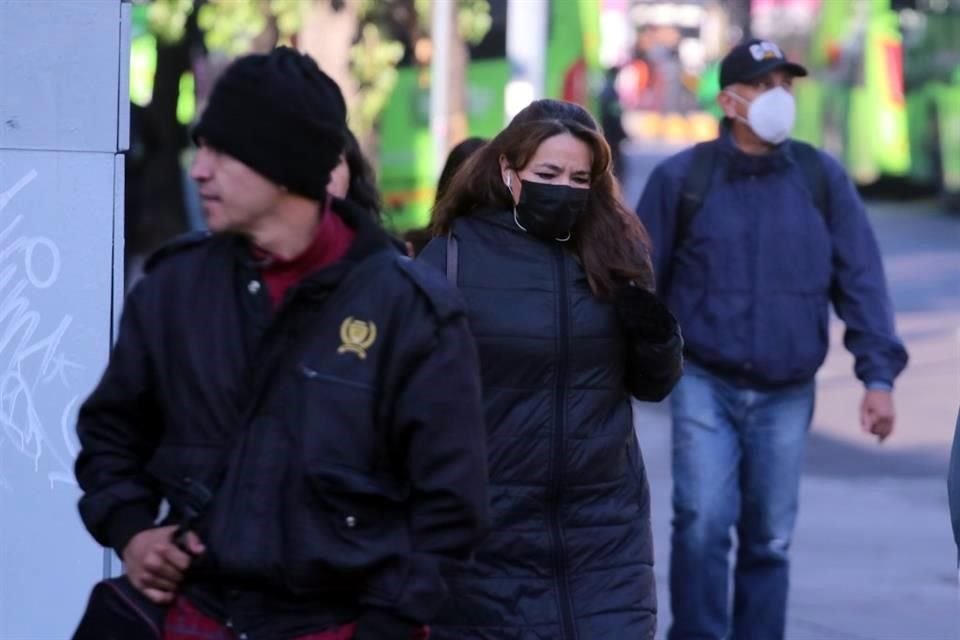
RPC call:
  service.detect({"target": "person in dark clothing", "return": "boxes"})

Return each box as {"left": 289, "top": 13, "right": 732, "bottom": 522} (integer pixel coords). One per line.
{"left": 400, "top": 227, "right": 432, "bottom": 257}
{"left": 435, "top": 137, "right": 487, "bottom": 204}
{"left": 598, "top": 66, "right": 628, "bottom": 179}
{"left": 328, "top": 128, "right": 382, "bottom": 221}
{"left": 418, "top": 98, "right": 684, "bottom": 639}
{"left": 636, "top": 39, "right": 909, "bottom": 640}
{"left": 73, "top": 47, "right": 489, "bottom": 640}
{"left": 401, "top": 137, "right": 487, "bottom": 258}
{"left": 949, "top": 408, "right": 960, "bottom": 564}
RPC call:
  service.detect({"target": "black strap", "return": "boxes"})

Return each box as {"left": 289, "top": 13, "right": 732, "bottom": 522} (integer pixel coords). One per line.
{"left": 676, "top": 140, "right": 719, "bottom": 247}
{"left": 445, "top": 231, "right": 458, "bottom": 285}
{"left": 791, "top": 140, "right": 830, "bottom": 226}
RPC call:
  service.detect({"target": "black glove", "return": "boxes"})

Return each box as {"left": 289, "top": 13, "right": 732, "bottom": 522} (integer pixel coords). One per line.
{"left": 613, "top": 284, "right": 677, "bottom": 344}
{"left": 353, "top": 608, "right": 420, "bottom": 640}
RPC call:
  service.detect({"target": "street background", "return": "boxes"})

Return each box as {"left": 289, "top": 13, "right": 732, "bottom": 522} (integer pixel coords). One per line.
{"left": 623, "top": 147, "right": 960, "bottom": 640}
{"left": 120, "top": 1, "right": 960, "bottom": 638}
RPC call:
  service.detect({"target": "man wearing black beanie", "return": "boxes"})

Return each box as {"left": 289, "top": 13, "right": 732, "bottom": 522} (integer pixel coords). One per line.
{"left": 72, "top": 47, "right": 489, "bottom": 640}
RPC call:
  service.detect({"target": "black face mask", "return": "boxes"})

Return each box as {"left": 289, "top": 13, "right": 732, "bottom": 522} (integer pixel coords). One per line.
{"left": 514, "top": 179, "right": 590, "bottom": 242}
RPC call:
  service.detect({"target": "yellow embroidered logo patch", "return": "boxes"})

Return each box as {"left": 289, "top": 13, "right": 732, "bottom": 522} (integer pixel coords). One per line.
{"left": 338, "top": 317, "right": 377, "bottom": 359}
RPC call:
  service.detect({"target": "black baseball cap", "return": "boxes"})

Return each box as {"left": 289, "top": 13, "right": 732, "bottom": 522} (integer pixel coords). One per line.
{"left": 719, "top": 39, "right": 808, "bottom": 89}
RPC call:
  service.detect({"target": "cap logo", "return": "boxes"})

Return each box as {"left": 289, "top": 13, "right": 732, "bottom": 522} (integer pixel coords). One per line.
{"left": 749, "top": 41, "right": 783, "bottom": 61}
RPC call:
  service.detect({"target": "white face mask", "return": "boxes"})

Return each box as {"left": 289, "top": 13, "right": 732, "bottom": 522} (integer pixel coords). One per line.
{"left": 727, "top": 86, "right": 796, "bottom": 145}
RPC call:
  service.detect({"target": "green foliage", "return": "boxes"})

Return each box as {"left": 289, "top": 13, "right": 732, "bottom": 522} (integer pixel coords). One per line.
{"left": 146, "top": 0, "right": 193, "bottom": 43}
{"left": 350, "top": 23, "right": 405, "bottom": 136}
{"left": 457, "top": 0, "right": 491, "bottom": 44}
{"left": 197, "top": 0, "right": 267, "bottom": 53}
{"left": 142, "top": 0, "right": 491, "bottom": 136}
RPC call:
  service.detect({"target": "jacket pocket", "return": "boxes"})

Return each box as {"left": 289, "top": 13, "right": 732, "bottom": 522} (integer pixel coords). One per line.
{"left": 296, "top": 362, "right": 380, "bottom": 472}
{"left": 283, "top": 465, "right": 411, "bottom": 599}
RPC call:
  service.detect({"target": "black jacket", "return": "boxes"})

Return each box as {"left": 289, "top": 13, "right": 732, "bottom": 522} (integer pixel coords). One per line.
{"left": 75, "top": 199, "right": 489, "bottom": 639}
{"left": 418, "top": 209, "right": 682, "bottom": 639}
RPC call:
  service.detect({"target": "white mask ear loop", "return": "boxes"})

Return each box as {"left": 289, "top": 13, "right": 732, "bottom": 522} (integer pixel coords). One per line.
{"left": 724, "top": 90, "right": 749, "bottom": 122}
{"left": 507, "top": 171, "right": 528, "bottom": 232}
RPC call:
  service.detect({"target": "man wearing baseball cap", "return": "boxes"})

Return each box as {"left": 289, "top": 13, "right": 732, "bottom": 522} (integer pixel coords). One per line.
{"left": 72, "top": 47, "right": 489, "bottom": 640}
{"left": 636, "top": 39, "right": 908, "bottom": 639}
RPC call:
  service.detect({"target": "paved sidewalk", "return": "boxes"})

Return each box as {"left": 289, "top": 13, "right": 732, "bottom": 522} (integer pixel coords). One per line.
{"left": 631, "top": 197, "right": 960, "bottom": 639}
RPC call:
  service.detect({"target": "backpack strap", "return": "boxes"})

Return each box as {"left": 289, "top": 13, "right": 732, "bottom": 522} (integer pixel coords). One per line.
{"left": 675, "top": 140, "right": 719, "bottom": 248}
{"left": 444, "top": 231, "right": 458, "bottom": 285}
{"left": 675, "top": 139, "right": 831, "bottom": 241}
{"left": 791, "top": 140, "right": 831, "bottom": 227}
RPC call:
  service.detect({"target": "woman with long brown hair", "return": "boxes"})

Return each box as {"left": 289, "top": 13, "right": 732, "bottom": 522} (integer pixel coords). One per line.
{"left": 418, "top": 99, "right": 683, "bottom": 639}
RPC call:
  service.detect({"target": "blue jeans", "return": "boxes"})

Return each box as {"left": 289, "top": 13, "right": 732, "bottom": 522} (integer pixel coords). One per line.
{"left": 667, "top": 365, "right": 814, "bottom": 640}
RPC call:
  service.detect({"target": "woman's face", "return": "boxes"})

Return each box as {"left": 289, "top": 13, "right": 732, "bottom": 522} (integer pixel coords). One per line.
{"left": 500, "top": 132, "right": 592, "bottom": 204}
{"left": 328, "top": 154, "right": 350, "bottom": 199}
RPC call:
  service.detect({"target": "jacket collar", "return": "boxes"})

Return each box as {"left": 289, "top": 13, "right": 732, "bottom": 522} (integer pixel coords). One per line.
{"left": 717, "top": 121, "right": 793, "bottom": 179}
{"left": 230, "top": 197, "right": 399, "bottom": 295}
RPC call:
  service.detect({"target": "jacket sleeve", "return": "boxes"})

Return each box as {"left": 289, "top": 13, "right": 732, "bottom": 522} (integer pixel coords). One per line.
{"left": 614, "top": 285, "right": 684, "bottom": 402}
{"left": 369, "top": 310, "right": 489, "bottom": 625}
{"left": 75, "top": 283, "right": 163, "bottom": 557}
{"left": 635, "top": 162, "right": 682, "bottom": 294}
{"left": 949, "top": 408, "right": 960, "bottom": 562}
{"left": 823, "top": 155, "right": 909, "bottom": 387}
{"left": 624, "top": 331, "right": 684, "bottom": 403}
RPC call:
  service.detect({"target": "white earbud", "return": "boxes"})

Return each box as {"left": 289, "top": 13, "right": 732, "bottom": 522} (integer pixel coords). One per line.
{"left": 505, "top": 172, "right": 512, "bottom": 189}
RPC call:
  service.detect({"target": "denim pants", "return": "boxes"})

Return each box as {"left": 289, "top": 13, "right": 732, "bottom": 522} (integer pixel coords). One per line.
{"left": 667, "top": 364, "right": 814, "bottom": 640}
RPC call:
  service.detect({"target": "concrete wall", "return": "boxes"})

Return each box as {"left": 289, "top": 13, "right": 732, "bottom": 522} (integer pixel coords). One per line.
{"left": 0, "top": 0, "right": 128, "bottom": 636}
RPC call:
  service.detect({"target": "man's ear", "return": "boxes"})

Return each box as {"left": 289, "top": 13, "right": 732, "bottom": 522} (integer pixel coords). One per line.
{"left": 716, "top": 91, "right": 736, "bottom": 119}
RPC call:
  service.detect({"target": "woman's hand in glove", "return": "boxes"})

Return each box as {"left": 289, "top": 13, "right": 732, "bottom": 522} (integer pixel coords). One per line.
{"left": 613, "top": 284, "right": 678, "bottom": 344}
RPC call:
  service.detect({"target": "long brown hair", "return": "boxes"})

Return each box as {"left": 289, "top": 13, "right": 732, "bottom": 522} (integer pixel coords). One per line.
{"left": 432, "top": 100, "right": 653, "bottom": 297}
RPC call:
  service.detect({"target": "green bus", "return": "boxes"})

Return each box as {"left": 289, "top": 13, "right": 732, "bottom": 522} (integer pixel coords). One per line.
{"left": 377, "top": 0, "right": 602, "bottom": 232}
{"left": 791, "top": 0, "right": 910, "bottom": 186}
{"left": 754, "top": 0, "right": 960, "bottom": 202}
{"left": 694, "top": 0, "right": 960, "bottom": 204}
{"left": 898, "top": 0, "right": 960, "bottom": 199}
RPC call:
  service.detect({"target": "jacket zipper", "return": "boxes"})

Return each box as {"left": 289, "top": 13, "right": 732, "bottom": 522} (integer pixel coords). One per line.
{"left": 550, "top": 246, "right": 577, "bottom": 639}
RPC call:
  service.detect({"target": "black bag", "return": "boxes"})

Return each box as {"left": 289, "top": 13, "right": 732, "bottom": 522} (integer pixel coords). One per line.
{"left": 72, "top": 575, "right": 166, "bottom": 640}
{"left": 72, "top": 477, "right": 214, "bottom": 638}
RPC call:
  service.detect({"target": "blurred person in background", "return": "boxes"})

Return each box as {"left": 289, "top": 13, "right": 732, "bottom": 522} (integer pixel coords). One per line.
{"left": 418, "top": 98, "right": 683, "bottom": 639}
{"left": 328, "top": 128, "right": 381, "bottom": 221}
{"left": 636, "top": 39, "right": 908, "bottom": 640}
{"left": 73, "top": 47, "right": 488, "bottom": 640}
{"left": 599, "top": 66, "right": 628, "bottom": 180}
{"left": 949, "top": 408, "right": 960, "bottom": 564}
{"left": 435, "top": 137, "right": 487, "bottom": 204}
{"left": 403, "top": 137, "right": 487, "bottom": 257}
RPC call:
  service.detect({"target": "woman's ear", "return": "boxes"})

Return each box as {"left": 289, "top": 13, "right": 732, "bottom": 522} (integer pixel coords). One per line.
{"left": 499, "top": 154, "right": 511, "bottom": 187}
{"left": 499, "top": 154, "right": 520, "bottom": 205}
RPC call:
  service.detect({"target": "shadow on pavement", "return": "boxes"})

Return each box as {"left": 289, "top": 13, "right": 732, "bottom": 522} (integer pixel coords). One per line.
{"left": 804, "top": 427, "right": 948, "bottom": 479}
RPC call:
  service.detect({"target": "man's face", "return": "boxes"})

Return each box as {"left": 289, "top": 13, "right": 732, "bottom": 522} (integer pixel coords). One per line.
{"left": 190, "top": 142, "right": 283, "bottom": 234}
{"left": 718, "top": 69, "right": 795, "bottom": 120}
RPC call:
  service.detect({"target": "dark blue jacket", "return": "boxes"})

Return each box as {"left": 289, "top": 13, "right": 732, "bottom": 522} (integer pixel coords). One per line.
{"left": 75, "top": 199, "right": 489, "bottom": 638}
{"left": 418, "top": 209, "right": 682, "bottom": 640}
{"left": 636, "top": 131, "right": 908, "bottom": 388}
{"left": 949, "top": 408, "right": 960, "bottom": 560}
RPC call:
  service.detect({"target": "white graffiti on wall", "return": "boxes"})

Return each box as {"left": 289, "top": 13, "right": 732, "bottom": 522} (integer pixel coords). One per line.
{"left": 0, "top": 170, "right": 83, "bottom": 489}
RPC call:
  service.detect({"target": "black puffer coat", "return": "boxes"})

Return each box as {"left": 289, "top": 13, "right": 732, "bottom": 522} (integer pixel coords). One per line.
{"left": 418, "top": 209, "right": 682, "bottom": 640}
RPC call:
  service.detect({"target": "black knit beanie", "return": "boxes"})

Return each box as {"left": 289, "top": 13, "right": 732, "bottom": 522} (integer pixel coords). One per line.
{"left": 192, "top": 46, "right": 347, "bottom": 200}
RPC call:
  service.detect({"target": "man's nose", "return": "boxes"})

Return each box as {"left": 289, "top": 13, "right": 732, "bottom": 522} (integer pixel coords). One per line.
{"left": 190, "top": 149, "right": 211, "bottom": 181}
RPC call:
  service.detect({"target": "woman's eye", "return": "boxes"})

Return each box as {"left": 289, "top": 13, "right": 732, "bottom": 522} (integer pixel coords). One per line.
{"left": 535, "top": 172, "right": 555, "bottom": 180}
